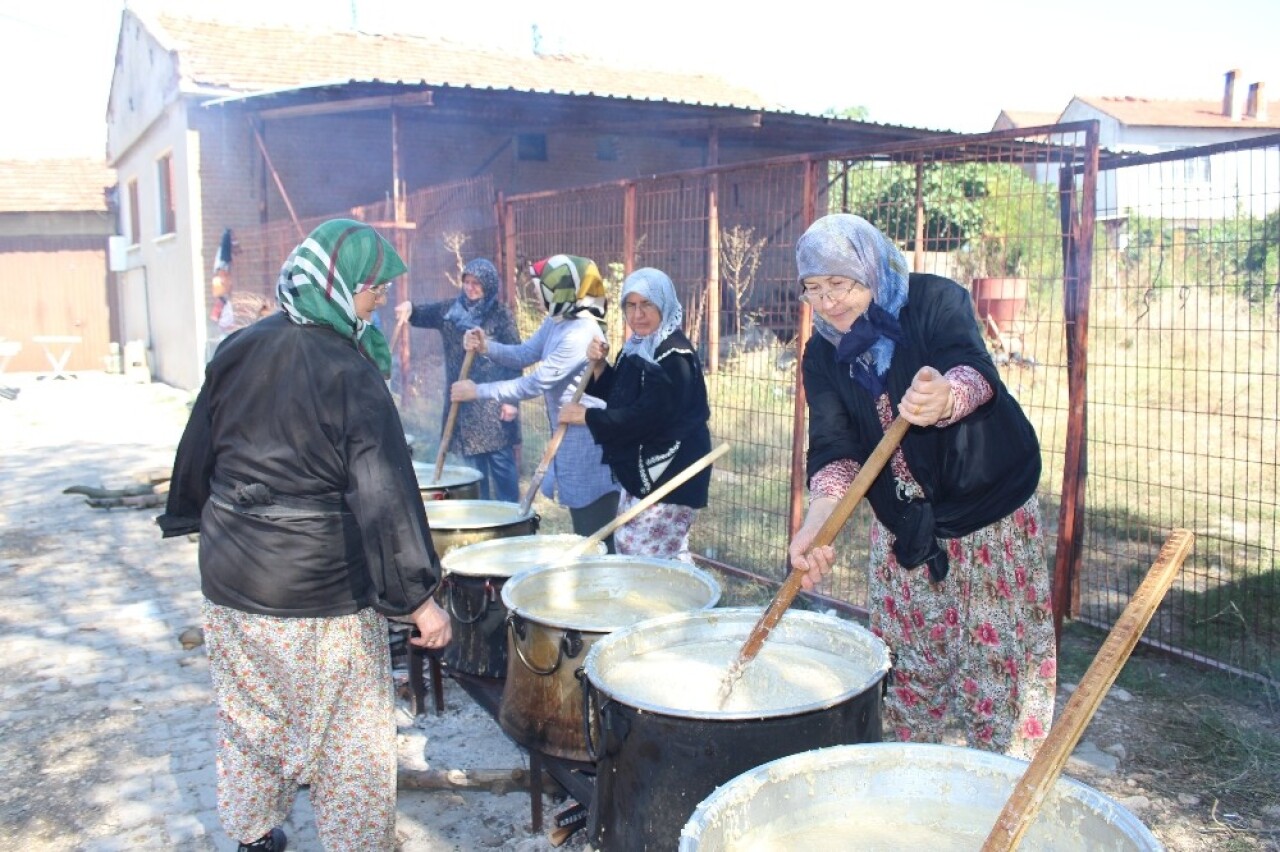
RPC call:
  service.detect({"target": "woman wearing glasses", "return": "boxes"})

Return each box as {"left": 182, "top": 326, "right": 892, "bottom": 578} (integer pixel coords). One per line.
{"left": 787, "top": 214, "right": 1055, "bottom": 761}
{"left": 160, "top": 220, "right": 450, "bottom": 851}
{"left": 394, "top": 258, "right": 522, "bottom": 502}
{"left": 559, "top": 267, "right": 712, "bottom": 562}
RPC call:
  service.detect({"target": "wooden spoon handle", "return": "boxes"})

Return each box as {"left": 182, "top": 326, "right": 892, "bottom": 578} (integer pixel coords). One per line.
{"left": 433, "top": 349, "right": 476, "bottom": 482}
{"left": 520, "top": 364, "right": 592, "bottom": 515}
{"left": 980, "top": 528, "right": 1194, "bottom": 852}
{"left": 733, "top": 416, "right": 910, "bottom": 666}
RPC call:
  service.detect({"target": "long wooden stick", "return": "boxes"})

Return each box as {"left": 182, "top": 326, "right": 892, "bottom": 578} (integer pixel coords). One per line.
{"left": 520, "top": 364, "right": 592, "bottom": 515}
{"left": 433, "top": 349, "right": 476, "bottom": 482}
{"left": 718, "top": 417, "right": 910, "bottom": 703}
{"left": 981, "top": 528, "right": 1194, "bottom": 852}
{"left": 562, "top": 442, "right": 730, "bottom": 560}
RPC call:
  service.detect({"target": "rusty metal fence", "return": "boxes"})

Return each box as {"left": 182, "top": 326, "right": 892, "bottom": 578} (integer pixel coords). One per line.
{"left": 233, "top": 125, "right": 1279, "bottom": 683}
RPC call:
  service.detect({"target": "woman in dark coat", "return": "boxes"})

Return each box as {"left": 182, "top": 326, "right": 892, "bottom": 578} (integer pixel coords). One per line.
{"left": 787, "top": 213, "right": 1055, "bottom": 761}
{"left": 559, "top": 267, "right": 712, "bottom": 561}
{"left": 159, "top": 219, "right": 451, "bottom": 852}
{"left": 394, "top": 258, "right": 521, "bottom": 501}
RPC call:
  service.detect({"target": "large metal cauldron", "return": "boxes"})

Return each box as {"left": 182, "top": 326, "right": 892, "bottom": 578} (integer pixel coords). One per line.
{"left": 582, "top": 608, "right": 891, "bottom": 852}
{"left": 498, "top": 556, "right": 721, "bottom": 763}
{"left": 438, "top": 534, "right": 606, "bottom": 678}
{"left": 421, "top": 499, "right": 539, "bottom": 561}
{"left": 679, "top": 742, "right": 1162, "bottom": 851}
{"left": 412, "top": 461, "right": 484, "bottom": 501}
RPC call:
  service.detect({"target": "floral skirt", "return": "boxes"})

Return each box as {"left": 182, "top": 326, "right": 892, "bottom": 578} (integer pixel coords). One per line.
{"left": 202, "top": 600, "right": 397, "bottom": 850}
{"left": 868, "top": 497, "right": 1057, "bottom": 760}
{"left": 613, "top": 490, "right": 698, "bottom": 563}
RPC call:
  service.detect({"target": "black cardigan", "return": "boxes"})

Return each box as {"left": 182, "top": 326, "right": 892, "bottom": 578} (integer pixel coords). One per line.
{"left": 158, "top": 313, "right": 441, "bottom": 618}
{"left": 803, "top": 273, "right": 1041, "bottom": 576}
{"left": 584, "top": 330, "right": 713, "bottom": 508}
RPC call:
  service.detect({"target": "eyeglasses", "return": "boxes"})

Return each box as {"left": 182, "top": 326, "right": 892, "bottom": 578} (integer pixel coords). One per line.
{"left": 366, "top": 283, "right": 390, "bottom": 297}
{"left": 799, "top": 283, "right": 857, "bottom": 305}
{"left": 622, "top": 300, "right": 658, "bottom": 315}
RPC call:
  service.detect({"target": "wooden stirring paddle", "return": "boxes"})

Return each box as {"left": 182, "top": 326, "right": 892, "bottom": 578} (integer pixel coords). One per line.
{"left": 559, "top": 442, "right": 731, "bottom": 562}
{"left": 432, "top": 349, "right": 476, "bottom": 483}
{"left": 717, "top": 416, "right": 910, "bottom": 706}
{"left": 520, "top": 364, "right": 593, "bottom": 515}
{"left": 981, "top": 527, "right": 1193, "bottom": 852}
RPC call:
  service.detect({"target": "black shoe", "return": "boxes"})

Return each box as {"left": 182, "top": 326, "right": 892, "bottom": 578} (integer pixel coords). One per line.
{"left": 238, "top": 827, "right": 287, "bottom": 852}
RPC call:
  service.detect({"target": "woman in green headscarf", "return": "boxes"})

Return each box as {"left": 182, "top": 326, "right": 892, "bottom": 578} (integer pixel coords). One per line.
{"left": 160, "top": 219, "right": 450, "bottom": 852}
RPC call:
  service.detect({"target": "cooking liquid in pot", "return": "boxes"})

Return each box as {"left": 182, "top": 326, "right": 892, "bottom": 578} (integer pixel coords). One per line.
{"left": 724, "top": 818, "right": 982, "bottom": 851}
{"left": 528, "top": 586, "right": 689, "bottom": 631}
{"left": 601, "top": 639, "right": 876, "bottom": 713}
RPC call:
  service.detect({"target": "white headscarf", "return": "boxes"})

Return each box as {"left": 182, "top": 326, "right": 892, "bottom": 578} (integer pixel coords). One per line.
{"left": 620, "top": 268, "right": 683, "bottom": 365}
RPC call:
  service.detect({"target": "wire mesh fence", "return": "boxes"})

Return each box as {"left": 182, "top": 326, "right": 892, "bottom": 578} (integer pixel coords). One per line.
{"left": 232, "top": 126, "right": 1280, "bottom": 683}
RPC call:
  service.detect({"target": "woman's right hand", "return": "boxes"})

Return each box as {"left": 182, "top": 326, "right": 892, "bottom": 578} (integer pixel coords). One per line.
{"left": 463, "top": 328, "right": 487, "bottom": 354}
{"left": 394, "top": 300, "right": 413, "bottom": 324}
{"left": 789, "top": 497, "right": 839, "bottom": 590}
{"left": 586, "top": 337, "right": 609, "bottom": 362}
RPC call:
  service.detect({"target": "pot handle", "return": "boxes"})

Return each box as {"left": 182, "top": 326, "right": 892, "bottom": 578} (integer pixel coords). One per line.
{"left": 507, "top": 613, "right": 570, "bottom": 676}
{"left": 444, "top": 578, "right": 491, "bottom": 625}
{"left": 579, "top": 667, "right": 602, "bottom": 762}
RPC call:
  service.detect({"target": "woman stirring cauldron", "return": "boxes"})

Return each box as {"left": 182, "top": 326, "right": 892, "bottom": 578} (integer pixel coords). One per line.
{"left": 451, "top": 254, "right": 619, "bottom": 548}
{"left": 159, "top": 219, "right": 451, "bottom": 852}
{"left": 559, "top": 267, "right": 712, "bottom": 562}
{"left": 787, "top": 214, "right": 1055, "bottom": 760}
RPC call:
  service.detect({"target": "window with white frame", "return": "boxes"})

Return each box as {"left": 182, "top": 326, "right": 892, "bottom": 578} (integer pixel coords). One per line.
{"left": 127, "top": 178, "right": 141, "bottom": 245}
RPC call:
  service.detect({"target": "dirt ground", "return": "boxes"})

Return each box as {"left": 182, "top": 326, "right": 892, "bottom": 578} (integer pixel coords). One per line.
{"left": 1, "top": 372, "right": 1276, "bottom": 851}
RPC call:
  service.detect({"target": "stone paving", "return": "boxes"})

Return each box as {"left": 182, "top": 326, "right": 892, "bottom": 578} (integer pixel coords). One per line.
{"left": 0, "top": 374, "right": 557, "bottom": 852}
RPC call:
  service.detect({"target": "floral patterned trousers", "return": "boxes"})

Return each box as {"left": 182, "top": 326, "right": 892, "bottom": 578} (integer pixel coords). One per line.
{"left": 868, "top": 497, "right": 1057, "bottom": 761}
{"left": 614, "top": 490, "right": 698, "bottom": 562}
{"left": 203, "top": 601, "right": 397, "bottom": 851}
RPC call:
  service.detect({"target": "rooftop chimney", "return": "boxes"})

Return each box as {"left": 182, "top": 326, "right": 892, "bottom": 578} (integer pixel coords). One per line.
{"left": 1224, "top": 69, "right": 1243, "bottom": 119}
{"left": 1247, "top": 82, "right": 1267, "bottom": 120}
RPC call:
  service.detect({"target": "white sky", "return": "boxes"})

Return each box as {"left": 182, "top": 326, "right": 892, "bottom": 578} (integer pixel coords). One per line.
{"left": 2, "top": 0, "right": 1279, "bottom": 159}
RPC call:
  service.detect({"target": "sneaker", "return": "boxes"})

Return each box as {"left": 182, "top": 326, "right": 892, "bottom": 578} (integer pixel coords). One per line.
{"left": 238, "top": 827, "right": 287, "bottom": 851}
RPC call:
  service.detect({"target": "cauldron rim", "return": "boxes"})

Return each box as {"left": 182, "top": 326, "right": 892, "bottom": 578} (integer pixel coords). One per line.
{"left": 421, "top": 499, "right": 536, "bottom": 530}
{"left": 500, "top": 555, "right": 721, "bottom": 632}
{"left": 441, "top": 534, "right": 603, "bottom": 578}
{"left": 583, "top": 607, "right": 891, "bottom": 721}
{"left": 412, "top": 462, "right": 483, "bottom": 490}
{"left": 678, "top": 742, "right": 1161, "bottom": 851}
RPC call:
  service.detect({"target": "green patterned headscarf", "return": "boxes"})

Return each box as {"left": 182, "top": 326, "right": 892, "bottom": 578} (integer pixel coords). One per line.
{"left": 530, "top": 254, "right": 607, "bottom": 321}
{"left": 276, "top": 219, "right": 406, "bottom": 376}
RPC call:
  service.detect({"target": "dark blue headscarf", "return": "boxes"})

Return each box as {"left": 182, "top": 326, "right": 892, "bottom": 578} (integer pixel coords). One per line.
{"left": 443, "top": 258, "right": 500, "bottom": 330}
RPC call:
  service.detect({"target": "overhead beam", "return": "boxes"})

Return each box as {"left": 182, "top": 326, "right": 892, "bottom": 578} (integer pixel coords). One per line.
{"left": 256, "top": 91, "right": 435, "bottom": 121}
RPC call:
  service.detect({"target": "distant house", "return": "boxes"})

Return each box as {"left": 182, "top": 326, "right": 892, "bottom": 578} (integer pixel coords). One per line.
{"left": 0, "top": 159, "right": 115, "bottom": 373}
{"left": 107, "top": 9, "right": 943, "bottom": 389}
{"left": 996, "top": 71, "right": 1280, "bottom": 223}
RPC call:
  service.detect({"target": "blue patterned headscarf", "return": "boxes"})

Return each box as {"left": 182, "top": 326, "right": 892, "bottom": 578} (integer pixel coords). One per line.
{"left": 796, "top": 214, "right": 909, "bottom": 396}
{"left": 620, "top": 268, "right": 683, "bottom": 365}
{"left": 443, "top": 258, "right": 501, "bottom": 330}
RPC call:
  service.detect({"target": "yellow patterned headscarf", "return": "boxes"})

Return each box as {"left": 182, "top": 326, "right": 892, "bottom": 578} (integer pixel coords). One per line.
{"left": 530, "top": 254, "right": 607, "bottom": 321}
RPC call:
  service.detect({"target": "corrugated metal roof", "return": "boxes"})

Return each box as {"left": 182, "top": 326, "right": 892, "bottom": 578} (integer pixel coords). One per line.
{"left": 150, "top": 12, "right": 775, "bottom": 111}
{"left": 0, "top": 159, "right": 113, "bottom": 213}
{"left": 1073, "top": 95, "right": 1280, "bottom": 130}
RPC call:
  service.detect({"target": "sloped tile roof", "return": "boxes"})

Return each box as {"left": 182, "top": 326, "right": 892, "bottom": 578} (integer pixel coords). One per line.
{"left": 0, "top": 158, "right": 113, "bottom": 213}
{"left": 151, "top": 12, "right": 772, "bottom": 109}
{"left": 997, "top": 109, "right": 1063, "bottom": 128}
{"left": 1074, "top": 95, "right": 1280, "bottom": 130}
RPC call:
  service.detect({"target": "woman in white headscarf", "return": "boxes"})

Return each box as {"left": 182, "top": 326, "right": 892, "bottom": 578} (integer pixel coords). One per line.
{"left": 787, "top": 213, "right": 1054, "bottom": 761}
{"left": 559, "top": 267, "right": 712, "bottom": 562}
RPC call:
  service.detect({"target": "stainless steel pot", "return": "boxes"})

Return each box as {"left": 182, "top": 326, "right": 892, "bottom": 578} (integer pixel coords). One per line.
{"left": 438, "top": 534, "right": 606, "bottom": 678}
{"left": 679, "top": 742, "right": 1162, "bottom": 851}
{"left": 412, "top": 462, "right": 484, "bottom": 501}
{"left": 582, "top": 608, "right": 891, "bottom": 852}
{"left": 497, "top": 556, "right": 721, "bottom": 762}
{"left": 422, "top": 499, "right": 539, "bottom": 561}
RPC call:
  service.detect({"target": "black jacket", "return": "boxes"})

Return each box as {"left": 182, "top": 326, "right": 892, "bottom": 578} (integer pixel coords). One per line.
{"left": 158, "top": 313, "right": 441, "bottom": 618}
{"left": 804, "top": 274, "right": 1040, "bottom": 573}
{"left": 585, "top": 330, "right": 713, "bottom": 508}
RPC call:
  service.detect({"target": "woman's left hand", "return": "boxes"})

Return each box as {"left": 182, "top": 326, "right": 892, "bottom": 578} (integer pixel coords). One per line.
{"left": 558, "top": 403, "right": 587, "bottom": 426}
{"left": 451, "top": 380, "right": 478, "bottom": 402}
{"left": 899, "top": 366, "right": 954, "bottom": 426}
{"left": 499, "top": 403, "right": 519, "bottom": 422}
